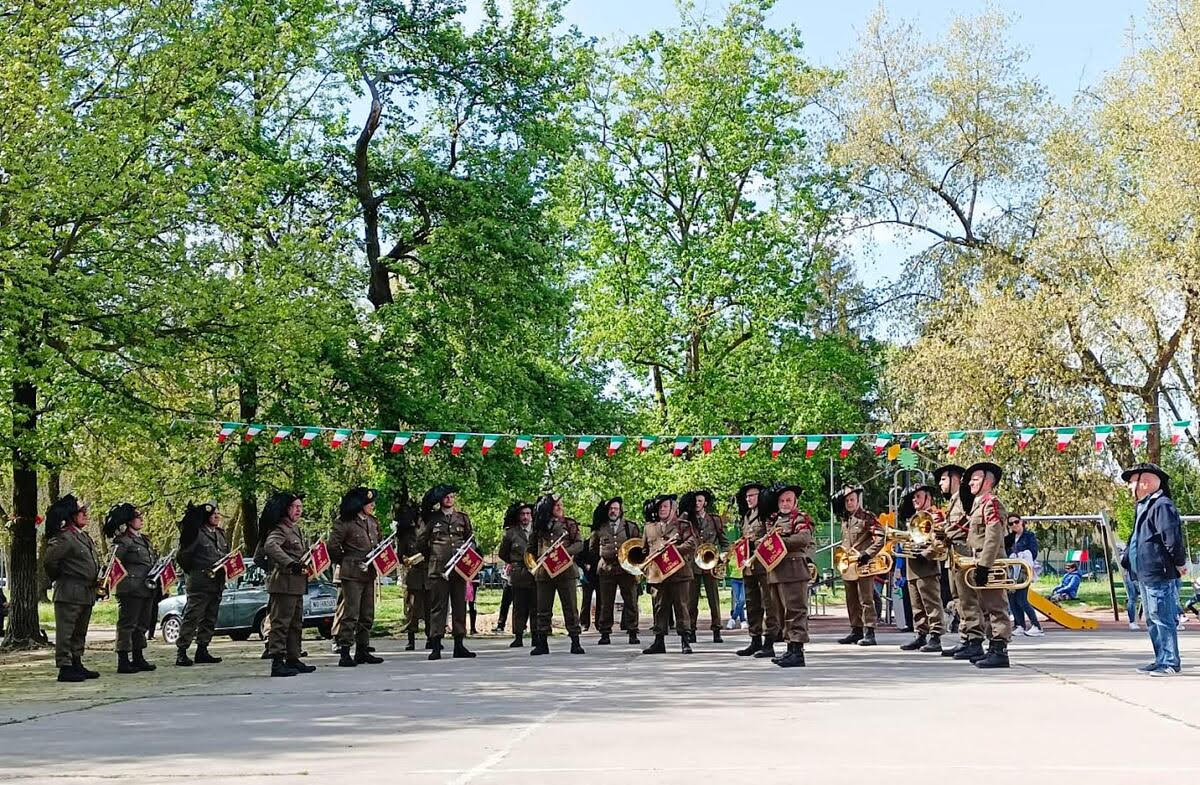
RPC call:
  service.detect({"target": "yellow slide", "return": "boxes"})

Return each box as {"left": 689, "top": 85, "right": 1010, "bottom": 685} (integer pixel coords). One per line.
{"left": 1027, "top": 590, "right": 1099, "bottom": 630}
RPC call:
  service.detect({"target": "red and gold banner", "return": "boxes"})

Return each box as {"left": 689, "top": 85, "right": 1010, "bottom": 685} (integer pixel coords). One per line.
{"left": 648, "top": 543, "right": 685, "bottom": 582}
{"left": 541, "top": 542, "right": 573, "bottom": 578}
{"left": 372, "top": 541, "right": 400, "bottom": 576}
{"left": 453, "top": 545, "right": 485, "bottom": 581}
{"left": 305, "top": 540, "right": 331, "bottom": 578}
{"left": 731, "top": 537, "right": 751, "bottom": 570}
{"left": 106, "top": 557, "right": 128, "bottom": 592}
{"left": 158, "top": 561, "right": 178, "bottom": 594}
{"left": 220, "top": 552, "right": 246, "bottom": 581}
{"left": 755, "top": 531, "right": 787, "bottom": 572}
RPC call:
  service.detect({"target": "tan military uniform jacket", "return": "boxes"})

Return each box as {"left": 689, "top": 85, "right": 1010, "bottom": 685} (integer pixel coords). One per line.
{"left": 44, "top": 526, "right": 99, "bottom": 605}
{"left": 841, "top": 509, "right": 884, "bottom": 558}
{"left": 179, "top": 525, "right": 229, "bottom": 593}
{"left": 943, "top": 493, "right": 969, "bottom": 552}
{"left": 498, "top": 525, "right": 535, "bottom": 587}
{"left": 590, "top": 519, "right": 641, "bottom": 578}
{"left": 263, "top": 523, "right": 309, "bottom": 596}
{"left": 113, "top": 530, "right": 158, "bottom": 599}
{"left": 329, "top": 512, "right": 381, "bottom": 584}
{"left": 417, "top": 509, "right": 474, "bottom": 580}
{"left": 967, "top": 493, "right": 1008, "bottom": 568}
{"left": 765, "top": 510, "right": 816, "bottom": 585}
{"left": 643, "top": 516, "right": 697, "bottom": 585}
{"left": 740, "top": 509, "right": 765, "bottom": 577}
{"left": 529, "top": 517, "right": 583, "bottom": 583}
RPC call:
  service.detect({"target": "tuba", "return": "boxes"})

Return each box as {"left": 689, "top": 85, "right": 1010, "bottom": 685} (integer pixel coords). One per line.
{"left": 884, "top": 510, "right": 947, "bottom": 561}
{"left": 694, "top": 542, "right": 721, "bottom": 572}
{"left": 833, "top": 542, "right": 894, "bottom": 581}
{"left": 617, "top": 537, "right": 648, "bottom": 576}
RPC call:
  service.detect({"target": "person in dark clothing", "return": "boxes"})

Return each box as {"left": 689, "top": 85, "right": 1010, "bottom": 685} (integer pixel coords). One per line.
{"left": 1005, "top": 515, "right": 1043, "bottom": 636}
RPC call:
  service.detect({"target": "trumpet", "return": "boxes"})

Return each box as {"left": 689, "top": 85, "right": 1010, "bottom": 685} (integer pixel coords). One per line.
{"left": 146, "top": 549, "right": 177, "bottom": 592}
{"left": 953, "top": 551, "right": 1033, "bottom": 590}
{"left": 833, "top": 542, "right": 894, "bottom": 581}
{"left": 96, "top": 552, "right": 116, "bottom": 599}
{"left": 402, "top": 553, "right": 425, "bottom": 569}
{"left": 442, "top": 535, "right": 478, "bottom": 579}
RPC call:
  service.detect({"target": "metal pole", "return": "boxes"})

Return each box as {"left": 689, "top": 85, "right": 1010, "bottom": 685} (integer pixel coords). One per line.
{"left": 1099, "top": 510, "right": 1120, "bottom": 622}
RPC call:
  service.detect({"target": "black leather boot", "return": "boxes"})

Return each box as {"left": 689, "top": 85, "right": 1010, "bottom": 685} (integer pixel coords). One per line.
{"left": 428, "top": 637, "right": 444, "bottom": 661}
{"left": 969, "top": 640, "right": 991, "bottom": 663}
{"left": 641, "top": 634, "right": 667, "bottom": 654}
{"left": 132, "top": 649, "right": 156, "bottom": 671}
{"left": 857, "top": 628, "right": 877, "bottom": 646}
{"left": 921, "top": 634, "right": 943, "bottom": 653}
{"left": 73, "top": 656, "right": 100, "bottom": 678}
{"left": 736, "top": 635, "right": 763, "bottom": 657}
{"left": 57, "top": 664, "right": 86, "bottom": 682}
{"left": 404, "top": 631, "right": 416, "bottom": 651}
{"left": 712, "top": 630, "right": 723, "bottom": 643}
{"left": 598, "top": 632, "right": 611, "bottom": 645}
{"left": 271, "top": 656, "right": 297, "bottom": 677}
{"left": 569, "top": 634, "right": 585, "bottom": 654}
{"left": 117, "top": 651, "right": 137, "bottom": 674}
{"left": 900, "top": 634, "right": 927, "bottom": 651}
{"left": 338, "top": 645, "right": 356, "bottom": 667}
{"left": 953, "top": 639, "right": 985, "bottom": 661}
{"left": 453, "top": 635, "right": 476, "bottom": 658}
{"left": 194, "top": 646, "right": 221, "bottom": 664}
{"left": 975, "top": 640, "right": 1010, "bottom": 669}
{"left": 837, "top": 627, "right": 863, "bottom": 645}
{"left": 681, "top": 635, "right": 692, "bottom": 654}
{"left": 509, "top": 632, "right": 525, "bottom": 648}
{"left": 628, "top": 631, "right": 640, "bottom": 645}
{"left": 356, "top": 644, "right": 383, "bottom": 664}
{"left": 753, "top": 635, "right": 777, "bottom": 659}
{"left": 424, "top": 636, "right": 435, "bottom": 650}
{"left": 287, "top": 657, "right": 316, "bottom": 673}
{"left": 175, "top": 646, "right": 193, "bottom": 667}
{"left": 530, "top": 632, "right": 549, "bottom": 656}
{"left": 942, "top": 639, "right": 964, "bottom": 657}
{"left": 775, "top": 642, "right": 806, "bottom": 668}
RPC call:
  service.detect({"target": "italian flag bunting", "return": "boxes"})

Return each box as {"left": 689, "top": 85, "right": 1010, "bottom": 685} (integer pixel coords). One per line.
{"left": 243, "top": 424, "right": 264, "bottom": 442}
{"left": 271, "top": 426, "right": 294, "bottom": 444}
{"left": 873, "top": 432, "right": 891, "bottom": 456}
{"left": 738, "top": 435, "right": 757, "bottom": 457}
{"left": 421, "top": 432, "right": 443, "bottom": 455}
{"left": 390, "top": 432, "right": 411, "bottom": 453}
{"left": 300, "top": 428, "right": 321, "bottom": 447}
{"left": 770, "top": 435, "right": 791, "bottom": 459}
{"left": 839, "top": 434, "right": 857, "bottom": 458}
{"left": 982, "top": 430, "right": 1003, "bottom": 455}
{"left": 450, "top": 433, "right": 470, "bottom": 456}
{"left": 1130, "top": 423, "right": 1150, "bottom": 449}
{"left": 576, "top": 435, "right": 596, "bottom": 458}
{"left": 480, "top": 434, "right": 501, "bottom": 455}
{"left": 329, "top": 428, "right": 352, "bottom": 449}
{"left": 946, "top": 431, "right": 966, "bottom": 455}
{"left": 217, "top": 423, "right": 239, "bottom": 443}
{"left": 804, "top": 434, "right": 824, "bottom": 458}
{"left": 908, "top": 433, "right": 928, "bottom": 449}
{"left": 360, "top": 429, "right": 381, "bottom": 448}
{"left": 638, "top": 435, "right": 658, "bottom": 453}
{"left": 607, "top": 436, "right": 626, "bottom": 456}
{"left": 1055, "top": 428, "right": 1076, "bottom": 452}
{"left": 1172, "top": 420, "right": 1192, "bottom": 445}
{"left": 672, "top": 436, "right": 693, "bottom": 456}
{"left": 513, "top": 435, "right": 533, "bottom": 455}
{"left": 701, "top": 436, "right": 723, "bottom": 454}
{"left": 1017, "top": 428, "right": 1037, "bottom": 450}
{"left": 1093, "top": 425, "right": 1113, "bottom": 452}
{"left": 543, "top": 435, "right": 564, "bottom": 455}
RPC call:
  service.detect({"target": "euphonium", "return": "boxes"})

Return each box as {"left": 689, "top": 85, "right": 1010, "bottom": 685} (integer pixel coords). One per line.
{"left": 956, "top": 554, "right": 1034, "bottom": 590}
{"left": 617, "top": 537, "right": 648, "bottom": 576}
{"left": 833, "top": 542, "right": 894, "bottom": 581}
{"left": 694, "top": 542, "right": 721, "bottom": 572}
{"left": 884, "top": 510, "right": 947, "bottom": 561}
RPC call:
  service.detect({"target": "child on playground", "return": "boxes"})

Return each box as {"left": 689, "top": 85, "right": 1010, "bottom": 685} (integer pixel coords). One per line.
{"left": 1049, "top": 562, "right": 1083, "bottom": 604}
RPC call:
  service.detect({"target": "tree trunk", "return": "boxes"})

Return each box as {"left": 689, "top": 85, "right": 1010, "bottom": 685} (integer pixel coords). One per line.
{"left": 236, "top": 376, "right": 259, "bottom": 551}
{"left": 650, "top": 365, "right": 668, "bottom": 425}
{"left": 36, "top": 470, "right": 60, "bottom": 602}
{"left": 1145, "top": 392, "right": 1162, "bottom": 466}
{"left": 5, "top": 361, "right": 44, "bottom": 648}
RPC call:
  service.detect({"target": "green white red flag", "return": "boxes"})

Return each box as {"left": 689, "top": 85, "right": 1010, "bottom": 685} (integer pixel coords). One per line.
{"left": 839, "top": 434, "right": 857, "bottom": 458}
{"left": 217, "top": 423, "right": 239, "bottom": 443}
{"left": 329, "top": 429, "right": 352, "bottom": 449}
{"left": 672, "top": 436, "right": 692, "bottom": 456}
{"left": 983, "top": 430, "right": 1003, "bottom": 454}
{"left": 271, "top": 427, "right": 293, "bottom": 444}
{"left": 946, "top": 431, "right": 966, "bottom": 455}
{"left": 543, "top": 435, "right": 563, "bottom": 454}
{"left": 638, "top": 435, "right": 658, "bottom": 453}
{"left": 243, "top": 424, "right": 264, "bottom": 442}
{"left": 770, "top": 435, "right": 790, "bottom": 459}
{"left": 873, "top": 433, "right": 891, "bottom": 456}
{"left": 738, "top": 436, "right": 756, "bottom": 457}
{"left": 576, "top": 435, "right": 596, "bottom": 457}
{"left": 300, "top": 428, "right": 321, "bottom": 447}
{"left": 421, "top": 433, "right": 442, "bottom": 455}
{"left": 1172, "top": 420, "right": 1191, "bottom": 445}
{"left": 1093, "top": 425, "right": 1113, "bottom": 452}
{"left": 480, "top": 434, "right": 501, "bottom": 455}
{"left": 513, "top": 435, "right": 533, "bottom": 455}
{"left": 360, "top": 429, "right": 381, "bottom": 448}
{"left": 607, "top": 436, "right": 626, "bottom": 456}
{"left": 450, "top": 433, "right": 470, "bottom": 455}
{"left": 1130, "top": 423, "right": 1150, "bottom": 449}
{"left": 390, "top": 432, "right": 411, "bottom": 453}
{"left": 1055, "top": 428, "right": 1076, "bottom": 452}
{"left": 804, "top": 435, "right": 823, "bottom": 458}
{"left": 1018, "top": 428, "right": 1037, "bottom": 450}
{"left": 908, "top": 433, "right": 928, "bottom": 449}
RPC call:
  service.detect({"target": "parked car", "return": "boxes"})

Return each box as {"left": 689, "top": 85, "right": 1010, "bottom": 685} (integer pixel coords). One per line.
{"left": 158, "top": 560, "right": 337, "bottom": 645}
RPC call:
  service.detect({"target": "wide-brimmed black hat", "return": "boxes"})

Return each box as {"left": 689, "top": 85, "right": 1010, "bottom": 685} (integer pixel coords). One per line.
{"left": 505, "top": 500, "right": 533, "bottom": 529}
{"left": 1121, "top": 462, "right": 1172, "bottom": 498}
{"left": 735, "top": 482, "right": 766, "bottom": 516}
{"left": 45, "top": 494, "right": 89, "bottom": 537}
{"left": 178, "top": 501, "right": 218, "bottom": 547}
{"left": 959, "top": 462, "right": 1002, "bottom": 509}
{"left": 678, "top": 491, "right": 700, "bottom": 523}
{"left": 641, "top": 497, "right": 658, "bottom": 523}
{"left": 420, "top": 484, "right": 458, "bottom": 519}
{"left": 830, "top": 484, "right": 863, "bottom": 520}
{"left": 591, "top": 497, "right": 622, "bottom": 529}
{"left": 341, "top": 486, "right": 380, "bottom": 520}
{"left": 693, "top": 488, "right": 717, "bottom": 510}
{"left": 652, "top": 493, "right": 677, "bottom": 514}
{"left": 898, "top": 484, "right": 937, "bottom": 523}
{"left": 533, "top": 493, "right": 560, "bottom": 531}
{"left": 258, "top": 492, "right": 301, "bottom": 547}
{"left": 102, "top": 503, "right": 141, "bottom": 539}
{"left": 932, "top": 464, "right": 966, "bottom": 482}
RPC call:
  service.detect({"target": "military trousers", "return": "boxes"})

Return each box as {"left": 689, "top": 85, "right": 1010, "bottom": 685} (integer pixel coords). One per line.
{"left": 580, "top": 581, "right": 596, "bottom": 629}
{"left": 115, "top": 595, "right": 156, "bottom": 652}
{"left": 429, "top": 574, "right": 467, "bottom": 638}
{"left": 768, "top": 580, "right": 810, "bottom": 644}
{"left": 843, "top": 576, "right": 877, "bottom": 629}
{"left": 979, "top": 587, "right": 1012, "bottom": 642}
{"left": 688, "top": 571, "right": 723, "bottom": 632}
{"left": 535, "top": 574, "right": 580, "bottom": 636}
{"left": 178, "top": 588, "right": 223, "bottom": 649}
{"left": 267, "top": 592, "right": 303, "bottom": 658}
{"left": 54, "top": 601, "right": 93, "bottom": 667}
{"left": 952, "top": 567, "right": 985, "bottom": 641}
{"left": 509, "top": 583, "right": 535, "bottom": 636}
{"left": 651, "top": 580, "right": 693, "bottom": 637}
{"left": 597, "top": 574, "right": 639, "bottom": 634}
{"left": 909, "top": 573, "right": 944, "bottom": 636}
{"left": 745, "top": 572, "right": 780, "bottom": 639}
{"left": 404, "top": 586, "right": 429, "bottom": 636}
{"left": 333, "top": 578, "right": 375, "bottom": 648}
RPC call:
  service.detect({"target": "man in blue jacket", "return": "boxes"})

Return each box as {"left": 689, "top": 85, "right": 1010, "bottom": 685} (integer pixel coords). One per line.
{"left": 1120, "top": 463, "right": 1187, "bottom": 676}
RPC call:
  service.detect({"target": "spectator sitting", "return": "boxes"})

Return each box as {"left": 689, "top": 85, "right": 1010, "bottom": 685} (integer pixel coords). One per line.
{"left": 1049, "top": 562, "right": 1083, "bottom": 604}
{"left": 1183, "top": 576, "right": 1200, "bottom": 622}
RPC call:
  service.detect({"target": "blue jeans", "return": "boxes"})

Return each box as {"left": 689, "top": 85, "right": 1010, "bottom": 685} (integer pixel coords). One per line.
{"left": 1124, "top": 576, "right": 1141, "bottom": 622}
{"left": 1009, "top": 586, "right": 1041, "bottom": 629}
{"left": 1142, "top": 580, "right": 1181, "bottom": 670}
{"left": 730, "top": 579, "right": 746, "bottom": 623}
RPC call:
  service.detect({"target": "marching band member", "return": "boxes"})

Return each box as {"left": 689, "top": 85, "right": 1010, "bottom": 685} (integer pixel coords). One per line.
{"left": 104, "top": 503, "right": 159, "bottom": 674}
{"left": 687, "top": 489, "right": 728, "bottom": 644}
{"left": 44, "top": 495, "right": 100, "bottom": 682}
{"left": 175, "top": 501, "right": 228, "bottom": 667}
{"left": 759, "top": 483, "right": 815, "bottom": 668}
{"left": 258, "top": 492, "right": 315, "bottom": 677}
{"left": 590, "top": 497, "right": 641, "bottom": 646}
{"left": 935, "top": 464, "right": 985, "bottom": 660}
{"left": 643, "top": 494, "right": 697, "bottom": 655}
{"left": 832, "top": 483, "right": 884, "bottom": 646}
{"left": 529, "top": 494, "right": 586, "bottom": 655}
{"left": 395, "top": 502, "right": 431, "bottom": 651}
{"left": 497, "top": 501, "right": 536, "bottom": 648}
{"left": 418, "top": 483, "right": 476, "bottom": 660}
{"left": 896, "top": 485, "right": 946, "bottom": 653}
{"left": 733, "top": 483, "right": 781, "bottom": 658}
{"left": 961, "top": 462, "right": 1013, "bottom": 669}
{"left": 329, "top": 487, "right": 384, "bottom": 666}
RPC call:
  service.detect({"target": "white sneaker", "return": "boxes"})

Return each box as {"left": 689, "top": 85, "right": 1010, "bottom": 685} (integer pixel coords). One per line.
{"left": 740, "top": 621, "right": 749, "bottom": 629}
{"left": 1149, "top": 666, "right": 1181, "bottom": 677}
{"left": 1014, "top": 626, "right": 1026, "bottom": 636}
{"left": 1129, "top": 622, "right": 1140, "bottom": 631}
{"left": 1178, "top": 619, "right": 1187, "bottom": 631}
{"left": 724, "top": 619, "right": 735, "bottom": 630}
{"left": 1025, "top": 626, "right": 1044, "bottom": 637}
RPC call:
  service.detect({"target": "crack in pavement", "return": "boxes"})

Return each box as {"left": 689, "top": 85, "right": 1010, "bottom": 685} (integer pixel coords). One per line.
{"left": 1018, "top": 661, "right": 1200, "bottom": 732}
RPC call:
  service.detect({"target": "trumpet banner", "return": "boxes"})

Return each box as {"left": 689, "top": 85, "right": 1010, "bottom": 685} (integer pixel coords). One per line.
{"left": 647, "top": 543, "right": 685, "bottom": 582}
{"left": 754, "top": 531, "right": 787, "bottom": 572}
{"left": 372, "top": 542, "right": 400, "bottom": 576}
{"left": 541, "top": 542, "right": 573, "bottom": 578}
{"left": 453, "top": 546, "right": 485, "bottom": 581}
{"left": 222, "top": 552, "right": 246, "bottom": 581}
{"left": 305, "top": 540, "right": 331, "bottom": 578}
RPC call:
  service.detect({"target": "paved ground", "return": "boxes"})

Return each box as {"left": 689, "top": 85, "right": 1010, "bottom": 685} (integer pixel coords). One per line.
{"left": 1, "top": 623, "right": 1198, "bottom": 784}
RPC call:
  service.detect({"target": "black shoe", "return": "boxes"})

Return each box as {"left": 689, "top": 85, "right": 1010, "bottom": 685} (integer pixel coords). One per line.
{"left": 286, "top": 658, "right": 316, "bottom": 673}
{"left": 271, "top": 656, "right": 298, "bottom": 677}
{"left": 775, "top": 643, "right": 806, "bottom": 668}
{"left": 194, "top": 647, "right": 222, "bottom": 664}
{"left": 569, "top": 634, "right": 585, "bottom": 654}
{"left": 598, "top": 633, "right": 611, "bottom": 645}
{"left": 969, "top": 644, "right": 990, "bottom": 663}
{"left": 921, "top": 634, "right": 943, "bottom": 653}
{"left": 132, "top": 650, "right": 156, "bottom": 672}
{"left": 509, "top": 633, "right": 525, "bottom": 648}
{"left": 355, "top": 645, "right": 383, "bottom": 664}
{"left": 837, "top": 627, "right": 864, "bottom": 645}
{"left": 175, "top": 647, "right": 193, "bottom": 667}
{"left": 338, "top": 646, "right": 356, "bottom": 667}
{"left": 300, "top": 649, "right": 308, "bottom": 657}
{"left": 954, "top": 640, "right": 985, "bottom": 661}
{"left": 628, "top": 631, "right": 640, "bottom": 645}
{"left": 736, "top": 635, "right": 763, "bottom": 657}
{"left": 404, "top": 632, "right": 416, "bottom": 651}
{"left": 428, "top": 638, "right": 444, "bottom": 660}
{"left": 857, "top": 629, "right": 877, "bottom": 647}
{"left": 71, "top": 656, "right": 100, "bottom": 679}
{"left": 975, "top": 640, "right": 1010, "bottom": 669}
{"left": 712, "top": 630, "right": 723, "bottom": 644}
{"left": 453, "top": 635, "right": 476, "bottom": 658}
{"left": 530, "top": 633, "right": 549, "bottom": 656}
{"left": 753, "top": 636, "right": 777, "bottom": 659}
{"left": 681, "top": 635, "right": 692, "bottom": 654}
{"left": 117, "top": 652, "right": 137, "bottom": 674}
{"left": 642, "top": 635, "right": 667, "bottom": 654}
{"left": 57, "top": 665, "right": 87, "bottom": 682}
{"left": 424, "top": 637, "right": 435, "bottom": 650}
{"left": 900, "top": 634, "right": 927, "bottom": 651}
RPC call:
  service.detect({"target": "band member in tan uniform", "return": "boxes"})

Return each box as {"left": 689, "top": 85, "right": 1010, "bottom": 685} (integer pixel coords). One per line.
{"left": 935, "top": 464, "right": 985, "bottom": 660}
{"left": 44, "top": 495, "right": 100, "bottom": 682}
{"left": 528, "top": 494, "right": 585, "bottom": 655}
{"left": 175, "top": 502, "right": 227, "bottom": 667}
{"left": 418, "top": 483, "right": 476, "bottom": 660}
{"left": 258, "top": 492, "right": 315, "bottom": 676}
{"left": 497, "top": 501, "right": 535, "bottom": 648}
{"left": 896, "top": 485, "right": 947, "bottom": 653}
{"left": 590, "top": 497, "right": 642, "bottom": 645}
{"left": 733, "top": 483, "right": 780, "bottom": 658}
{"left": 961, "top": 461, "right": 1013, "bottom": 669}
{"left": 329, "top": 487, "right": 384, "bottom": 667}
{"left": 642, "top": 494, "right": 697, "bottom": 655}
{"left": 687, "top": 489, "right": 728, "bottom": 644}
{"left": 104, "top": 503, "right": 159, "bottom": 674}
{"left": 832, "top": 484, "right": 884, "bottom": 646}
{"left": 759, "top": 483, "right": 816, "bottom": 668}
